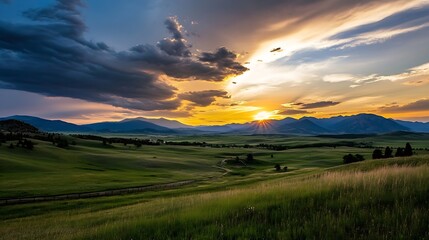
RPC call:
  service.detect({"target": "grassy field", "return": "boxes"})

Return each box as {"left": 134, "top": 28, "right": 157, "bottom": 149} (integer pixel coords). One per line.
{"left": 1, "top": 134, "right": 402, "bottom": 198}
{"left": 1, "top": 133, "right": 429, "bottom": 239}
{"left": 1, "top": 155, "right": 429, "bottom": 239}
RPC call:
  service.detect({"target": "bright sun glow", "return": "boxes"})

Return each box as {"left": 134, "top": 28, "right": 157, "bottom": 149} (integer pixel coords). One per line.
{"left": 254, "top": 111, "right": 273, "bottom": 121}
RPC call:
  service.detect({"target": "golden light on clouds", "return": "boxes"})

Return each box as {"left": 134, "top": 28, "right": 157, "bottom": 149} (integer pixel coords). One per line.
{"left": 2, "top": 0, "right": 429, "bottom": 124}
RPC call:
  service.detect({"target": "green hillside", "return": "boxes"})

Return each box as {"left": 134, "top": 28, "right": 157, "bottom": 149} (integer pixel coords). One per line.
{"left": 1, "top": 155, "right": 428, "bottom": 239}
{"left": 1, "top": 133, "right": 429, "bottom": 239}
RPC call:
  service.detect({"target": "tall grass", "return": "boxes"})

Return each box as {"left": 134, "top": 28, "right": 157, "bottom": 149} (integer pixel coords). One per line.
{"left": 2, "top": 159, "right": 429, "bottom": 239}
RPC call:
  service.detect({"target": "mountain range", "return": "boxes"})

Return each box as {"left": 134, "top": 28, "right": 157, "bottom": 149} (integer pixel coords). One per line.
{"left": 1, "top": 114, "right": 428, "bottom": 135}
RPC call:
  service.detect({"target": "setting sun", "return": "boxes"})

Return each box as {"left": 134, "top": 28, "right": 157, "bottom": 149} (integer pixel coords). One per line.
{"left": 254, "top": 111, "right": 273, "bottom": 121}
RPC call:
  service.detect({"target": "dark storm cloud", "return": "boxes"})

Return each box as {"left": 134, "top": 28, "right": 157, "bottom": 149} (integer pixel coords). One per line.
{"left": 199, "top": 47, "right": 249, "bottom": 76}
{"left": 380, "top": 99, "right": 429, "bottom": 113}
{"left": 122, "top": 45, "right": 248, "bottom": 81}
{"left": 299, "top": 101, "right": 340, "bottom": 109}
{"left": 0, "top": 1, "right": 247, "bottom": 111}
{"left": 179, "top": 90, "right": 229, "bottom": 107}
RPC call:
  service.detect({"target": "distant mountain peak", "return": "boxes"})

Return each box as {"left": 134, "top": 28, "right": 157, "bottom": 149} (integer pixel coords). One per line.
{"left": 121, "top": 117, "right": 190, "bottom": 129}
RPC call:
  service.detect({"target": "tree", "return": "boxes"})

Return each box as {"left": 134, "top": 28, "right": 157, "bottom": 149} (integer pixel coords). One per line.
{"left": 395, "top": 147, "right": 404, "bottom": 157}
{"left": 404, "top": 142, "right": 413, "bottom": 156}
{"left": 274, "top": 164, "right": 281, "bottom": 171}
{"left": 372, "top": 149, "right": 383, "bottom": 159}
{"left": 355, "top": 154, "right": 365, "bottom": 161}
{"left": 246, "top": 153, "right": 254, "bottom": 162}
{"left": 384, "top": 147, "right": 393, "bottom": 158}
{"left": 343, "top": 154, "right": 355, "bottom": 164}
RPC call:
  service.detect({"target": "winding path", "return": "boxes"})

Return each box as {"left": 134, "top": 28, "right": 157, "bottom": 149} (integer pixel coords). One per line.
{"left": 1, "top": 165, "right": 232, "bottom": 206}
{"left": 0, "top": 179, "right": 200, "bottom": 206}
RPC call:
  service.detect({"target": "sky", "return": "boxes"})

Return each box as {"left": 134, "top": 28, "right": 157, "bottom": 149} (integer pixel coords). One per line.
{"left": 1, "top": 0, "right": 429, "bottom": 125}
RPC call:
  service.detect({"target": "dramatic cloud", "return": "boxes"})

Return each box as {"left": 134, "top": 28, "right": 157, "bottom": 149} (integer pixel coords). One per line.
{"left": 380, "top": 99, "right": 429, "bottom": 113}
{"left": 327, "top": 6, "right": 429, "bottom": 49}
{"left": 179, "top": 90, "right": 229, "bottom": 107}
{"left": 0, "top": 0, "right": 247, "bottom": 112}
{"left": 158, "top": 16, "right": 191, "bottom": 57}
{"left": 198, "top": 47, "right": 249, "bottom": 78}
{"left": 299, "top": 101, "right": 340, "bottom": 109}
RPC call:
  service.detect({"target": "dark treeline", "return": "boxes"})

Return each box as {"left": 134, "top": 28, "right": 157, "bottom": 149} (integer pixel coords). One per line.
{"left": 343, "top": 142, "right": 417, "bottom": 164}
{"left": 72, "top": 134, "right": 163, "bottom": 147}
{"left": 0, "top": 132, "right": 73, "bottom": 149}
{"left": 372, "top": 143, "right": 414, "bottom": 159}
{"left": 258, "top": 141, "right": 373, "bottom": 151}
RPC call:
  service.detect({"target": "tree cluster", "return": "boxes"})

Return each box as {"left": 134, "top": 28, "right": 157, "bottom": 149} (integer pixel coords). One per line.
{"left": 372, "top": 143, "right": 413, "bottom": 159}
{"left": 342, "top": 154, "right": 365, "bottom": 164}
{"left": 394, "top": 143, "right": 413, "bottom": 157}
{"left": 5, "top": 139, "right": 34, "bottom": 150}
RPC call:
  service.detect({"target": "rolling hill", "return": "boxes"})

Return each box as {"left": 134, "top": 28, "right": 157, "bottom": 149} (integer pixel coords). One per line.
{"left": 0, "top": 119, "right": 39, "bottom": 133}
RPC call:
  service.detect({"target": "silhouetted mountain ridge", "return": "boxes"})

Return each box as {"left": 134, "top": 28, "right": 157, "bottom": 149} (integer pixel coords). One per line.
{"left": 0, "top": 115, "right": 89, "bottom": 132}
{"left": 83, "top": 120, "right": 175, "bottom": 133}
{"left": 1, "top": 114, "right": 428, "bottom": 134}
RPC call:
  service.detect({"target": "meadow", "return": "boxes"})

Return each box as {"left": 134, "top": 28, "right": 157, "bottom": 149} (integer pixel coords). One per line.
{"left": 1, "top": 133, "right": 429, "bottom": 239}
